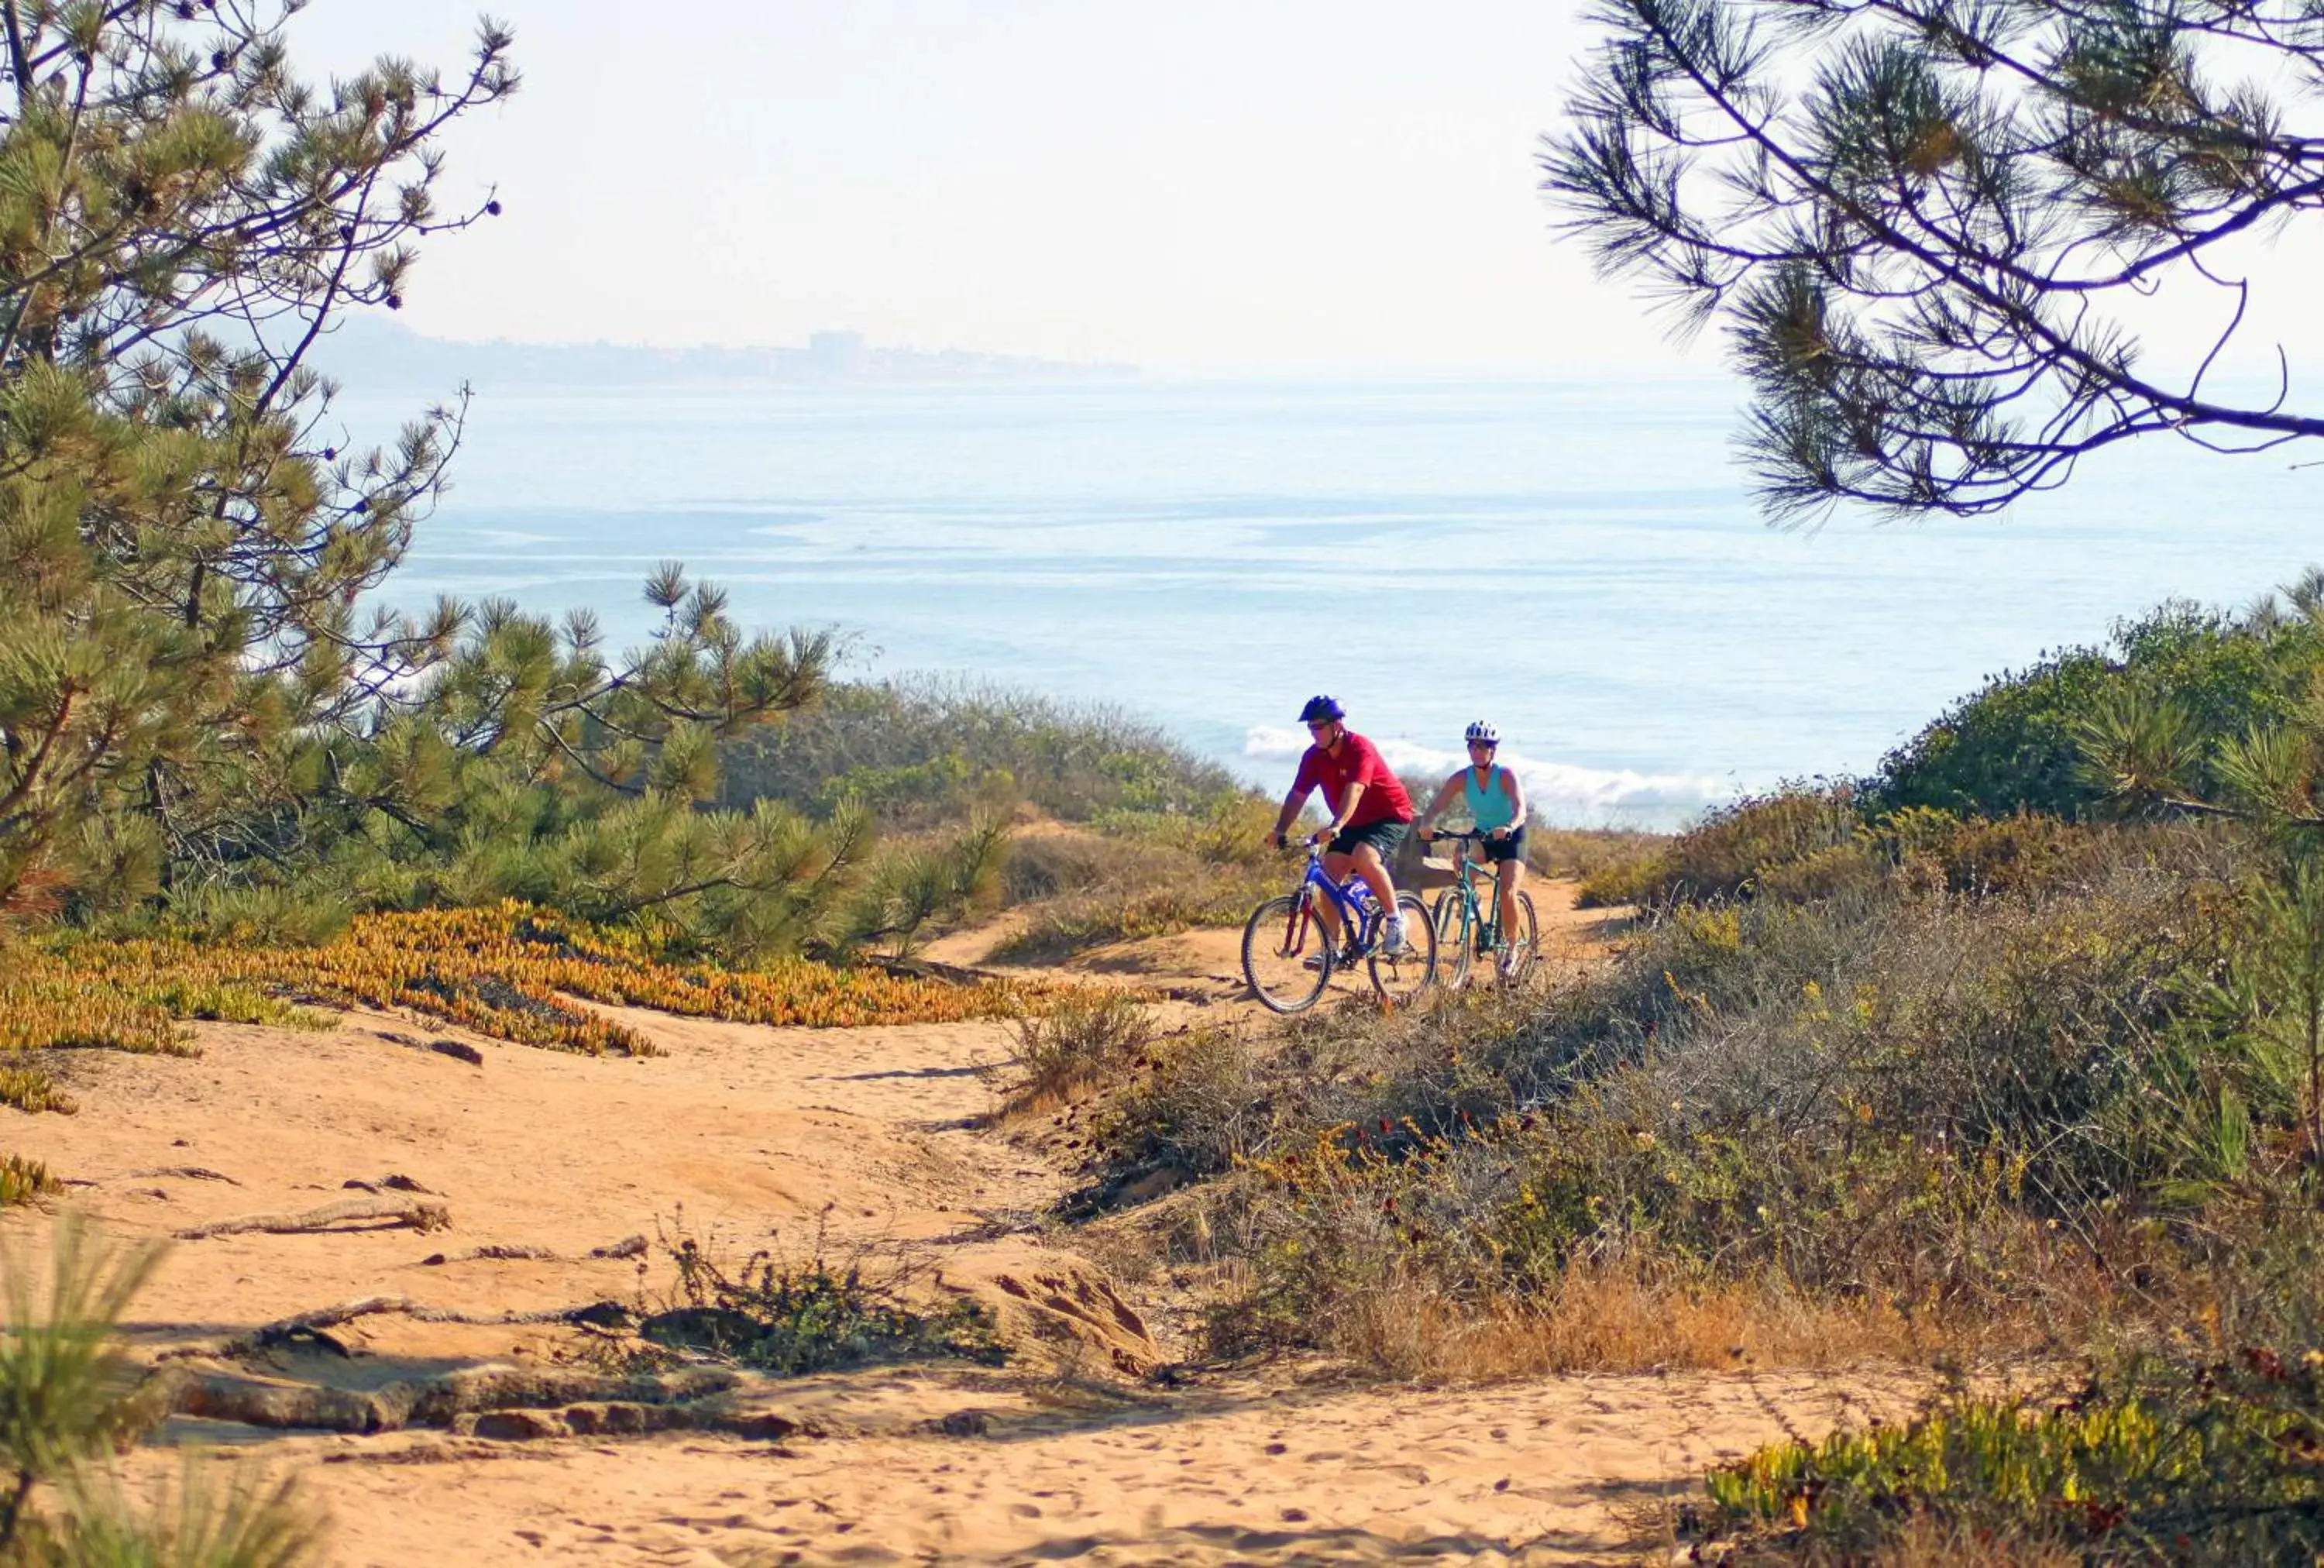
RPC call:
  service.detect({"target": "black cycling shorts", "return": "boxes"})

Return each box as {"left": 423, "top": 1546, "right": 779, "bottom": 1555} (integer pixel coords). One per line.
{"left": 1329, "top": 819, "right": 1408, "bottom": 860}
{"left": 1478, "top": 827, "right": 1528, "bottom": 864}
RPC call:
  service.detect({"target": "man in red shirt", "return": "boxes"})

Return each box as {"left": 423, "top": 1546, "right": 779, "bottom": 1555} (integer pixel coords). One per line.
{"left": 1269, "top": 695, "right": 1415, "bottom": 956}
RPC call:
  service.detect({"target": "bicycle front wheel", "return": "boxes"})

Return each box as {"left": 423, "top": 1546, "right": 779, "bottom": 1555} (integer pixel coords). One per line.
{"left": 1431, "top": 890, "right": 1474, "bottom": 989}
{"left": 1243, "top": 893, "right": 1332, "bottom": 1014}
{"left": 1368, "top": 891, "right": 1437, "bottom": 1006}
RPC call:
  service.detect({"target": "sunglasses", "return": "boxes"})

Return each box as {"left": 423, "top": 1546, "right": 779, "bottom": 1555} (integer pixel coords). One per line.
{"left": 1467, "top": 739, "right": 1497, "bottom": 749}
{"left": 1307, "top": 720, "right": 1335, "bottom": 732}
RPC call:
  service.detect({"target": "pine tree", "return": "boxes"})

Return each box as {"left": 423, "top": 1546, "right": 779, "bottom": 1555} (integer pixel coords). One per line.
{"left": 1545, "top": 0, "right": 2324, "bottom": 519}
{"left": 0, "top": 2, "right": 513, "bottom": 912}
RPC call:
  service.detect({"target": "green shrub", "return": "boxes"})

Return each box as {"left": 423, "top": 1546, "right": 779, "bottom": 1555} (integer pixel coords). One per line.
{"left": 1876, "top": 600, "right": 2324, "bottom": 820}
{"left": 989, "top": 799, "right": 1282, "bottom": 962}
{"left": 1525, "top": 825, "right": 1669, "bottom": 885}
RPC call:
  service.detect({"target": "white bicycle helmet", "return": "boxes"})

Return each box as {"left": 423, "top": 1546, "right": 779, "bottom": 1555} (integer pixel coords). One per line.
{"left": 1463, "top": 720, "right": 1499, "bottom": 744}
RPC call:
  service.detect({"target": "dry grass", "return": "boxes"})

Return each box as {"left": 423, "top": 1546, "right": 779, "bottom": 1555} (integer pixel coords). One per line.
{"left": 990, "top": 805, "right": 1281, "bottom": 963}
{"left": 1322, "top": 1270, "right": 1925, "bottom": 1380}
{"left": 992, "top": 994, "right": 1160, "bottom": 1116}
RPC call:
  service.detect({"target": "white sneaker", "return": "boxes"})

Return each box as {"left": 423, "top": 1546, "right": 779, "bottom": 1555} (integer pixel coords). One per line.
{"left": 1498, "top": 947, "right": 1524, "bottom": 979}
{"left": 1380, "top": 916, "right": 1409, "bottom": 957}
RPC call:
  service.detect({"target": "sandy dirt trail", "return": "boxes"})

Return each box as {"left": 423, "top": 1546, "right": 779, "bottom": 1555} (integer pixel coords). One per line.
{"left": 2, "top": 883, "right": 1903, "bottom": 1566}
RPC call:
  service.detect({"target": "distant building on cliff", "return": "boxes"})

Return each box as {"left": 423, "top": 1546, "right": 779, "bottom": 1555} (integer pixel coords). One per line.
{"left": 315, "top": 318, "right": 1138, "bottom": 389}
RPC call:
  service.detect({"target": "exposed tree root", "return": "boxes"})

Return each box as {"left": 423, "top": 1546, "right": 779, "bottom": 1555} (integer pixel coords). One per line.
{"left": 123, "top": 1166, "right": 241, "bottom": 1185}
{"left": 174, "top": 1196, "right": 450, "bottom": 1240}
{"left": 146, "top": 1362, "right": 741, "bottom": 1436}
{"left": 418, "top": 1234, "right": 645, "bottom": 1267}
{"left": 217, "top": 1295, "right": 630, "bottom": 1359}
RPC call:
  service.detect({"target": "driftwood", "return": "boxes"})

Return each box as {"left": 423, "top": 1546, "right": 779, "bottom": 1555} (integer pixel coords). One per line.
{"left": 174, "top": 1196, "right": 450, "bottom": 1241}
{"left": 148, "top": 1362, "right": 740, "bottom": 1435}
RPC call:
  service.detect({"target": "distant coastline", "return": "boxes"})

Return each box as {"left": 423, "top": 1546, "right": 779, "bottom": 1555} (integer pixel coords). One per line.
{"left": 311, "top": 315, "right": 1138, "bottom": 390}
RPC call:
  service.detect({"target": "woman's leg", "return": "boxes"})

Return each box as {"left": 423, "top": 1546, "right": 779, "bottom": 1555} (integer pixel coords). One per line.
{"left": 1497, "top": 854, "right": 1525, "bottom": 947}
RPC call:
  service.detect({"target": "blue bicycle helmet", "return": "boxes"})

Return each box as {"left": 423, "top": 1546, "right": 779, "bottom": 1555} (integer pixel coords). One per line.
{"left": 1298, "top": 695, "right": 1346, "bottom": 724}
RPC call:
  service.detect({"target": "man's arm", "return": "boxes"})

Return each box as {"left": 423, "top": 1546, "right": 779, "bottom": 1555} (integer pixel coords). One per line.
{"left": 1271, "top": 783, "right": 1310, "bottom": 844}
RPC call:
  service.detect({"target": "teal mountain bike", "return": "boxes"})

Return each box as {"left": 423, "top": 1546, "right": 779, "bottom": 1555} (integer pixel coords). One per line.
{"left": 1422, "top": 829, "right": 1539, "bottom": 988}
{"left": 1241, "top": 841, "right": 1436, "bottom": 1014}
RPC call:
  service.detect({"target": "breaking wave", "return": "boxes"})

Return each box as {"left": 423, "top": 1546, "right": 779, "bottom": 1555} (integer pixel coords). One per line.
{"left": 1242, "top": 727, "right": 1729, "bottom": 827}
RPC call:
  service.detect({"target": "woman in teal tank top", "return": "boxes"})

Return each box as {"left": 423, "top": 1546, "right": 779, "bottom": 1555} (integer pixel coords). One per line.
{"left": 1415, "top": 721, "right": 1531, "bottom": 976}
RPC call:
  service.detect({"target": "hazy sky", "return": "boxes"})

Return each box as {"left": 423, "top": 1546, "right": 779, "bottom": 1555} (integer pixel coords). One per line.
{"left": 288, "top": 2, "right": 2322, "bottom": 375}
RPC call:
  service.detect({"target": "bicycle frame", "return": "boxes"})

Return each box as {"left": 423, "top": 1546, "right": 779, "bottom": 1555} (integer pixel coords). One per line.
{"left": 1277, "top": 844, "right": 1383, "bottom": 956}
{"left": 1432, "top": 831, "right": 1502, "bottom": 947}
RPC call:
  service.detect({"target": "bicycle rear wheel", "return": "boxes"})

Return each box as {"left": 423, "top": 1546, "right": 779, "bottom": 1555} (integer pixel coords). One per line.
{"left": 1501, "top": 890, "right": 1541, "bottom": 984}
{"left": 1243, "top": 893, "right": 1332, "bottom": 1013}
{"left": 1431, "top": 890, "right": 1475, "bottom": 989}
{"left": 1368, "top": 891, "right": 1437, "bottom": 1005}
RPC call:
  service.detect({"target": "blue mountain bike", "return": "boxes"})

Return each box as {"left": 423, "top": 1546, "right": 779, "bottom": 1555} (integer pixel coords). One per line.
{"left": 1241, "top": 841, "right": 1436, "bottom": 1014}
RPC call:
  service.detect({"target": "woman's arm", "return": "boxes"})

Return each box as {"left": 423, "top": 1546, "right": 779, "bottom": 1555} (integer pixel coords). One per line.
{"left": 1416, "top": 772, "right": 1462, "bottom": 832}
{"left": 1502, "top": 768, "right": 1528, "bottom": 832}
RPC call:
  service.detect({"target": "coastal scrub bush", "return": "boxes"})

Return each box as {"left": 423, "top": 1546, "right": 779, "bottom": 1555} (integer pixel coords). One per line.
{"left": 1000, "top": 994, "right": 1158, "bottom": 1112}
{"left": 1581, "top": 783, "right": 1859, "bottom": 908}
{"left": 1525, "top": 825, "right": 1667, "bottom": 887}
{"left": 720, "top": 678, "right": 1242, "bottom": 828}
{"left": 1701, "top": 1351, "right": 2324, "bottom": 1563}
{"left": 641, "top": 1233, "right": 1006, "bottom": 1377}
{"left": 1085, "top": 815, "right": 2307, "bottom": 1368}
{"left": 990, "top": 799, "right": 1283, "bottom": 962}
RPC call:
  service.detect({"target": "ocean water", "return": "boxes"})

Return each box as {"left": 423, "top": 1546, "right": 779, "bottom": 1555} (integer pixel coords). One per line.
{"left": 354, "top": 377, "right": 2318, "bottom": 827}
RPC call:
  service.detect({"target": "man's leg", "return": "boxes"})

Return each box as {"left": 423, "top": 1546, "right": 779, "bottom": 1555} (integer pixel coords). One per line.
{"left": 1316, "top": 851, "right": 1355, "bottom": 944}
{"left": 1348, "top": 842, "right": 1401, "bottom": 944}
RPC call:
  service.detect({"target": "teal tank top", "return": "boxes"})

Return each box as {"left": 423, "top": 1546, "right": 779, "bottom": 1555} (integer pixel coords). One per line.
{"left": 1463, "top": 766, "right": 1516, "bottom": 833}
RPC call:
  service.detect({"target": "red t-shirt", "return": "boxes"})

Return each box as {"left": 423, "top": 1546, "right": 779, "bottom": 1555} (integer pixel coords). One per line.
{"left": 1291, "top": 731, "right": 1414, "bottom": 827}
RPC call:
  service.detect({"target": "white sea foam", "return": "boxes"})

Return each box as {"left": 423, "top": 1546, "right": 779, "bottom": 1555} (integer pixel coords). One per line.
{"left": 1242, "top": 727, "right": 1729, "bottom": 824}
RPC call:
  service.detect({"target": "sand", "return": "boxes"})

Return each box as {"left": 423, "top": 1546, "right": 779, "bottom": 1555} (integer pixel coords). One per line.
{"left": 0, "top": 882, "right": 1909, "bottom": 1566}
